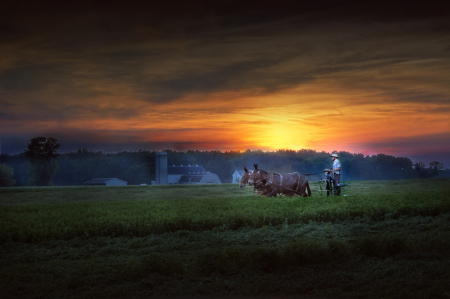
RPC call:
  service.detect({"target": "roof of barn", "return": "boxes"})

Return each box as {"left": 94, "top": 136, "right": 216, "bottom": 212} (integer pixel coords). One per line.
{"left": 168, "top": 165, "right": 206, "bottom": 175}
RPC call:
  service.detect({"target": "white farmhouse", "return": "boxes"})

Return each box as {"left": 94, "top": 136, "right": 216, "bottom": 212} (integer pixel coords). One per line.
{"left": 231, "top": 169, "right": 252, "bottom": 183}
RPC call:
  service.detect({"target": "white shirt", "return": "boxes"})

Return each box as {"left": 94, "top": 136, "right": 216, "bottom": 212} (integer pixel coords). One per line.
{"left": 333, "top": 159, "right": 341, "bottom": 175}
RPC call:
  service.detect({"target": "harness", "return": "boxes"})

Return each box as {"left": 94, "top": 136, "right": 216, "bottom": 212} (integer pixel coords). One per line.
{"left": 254, "top": 171, "right": 305, "bottom": 195}
{"left": 266, "top": 172, "right": 281, "bottom": 187}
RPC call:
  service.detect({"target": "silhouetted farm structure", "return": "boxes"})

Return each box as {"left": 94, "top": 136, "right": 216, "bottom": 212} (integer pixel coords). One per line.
{"left": 1, "top": 149, "right": 448, "bottom": 187}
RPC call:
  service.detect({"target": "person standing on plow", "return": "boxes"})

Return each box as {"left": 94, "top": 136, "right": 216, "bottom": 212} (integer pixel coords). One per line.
{"left": 330, "top": 153, "right": 341, "bottom": 196}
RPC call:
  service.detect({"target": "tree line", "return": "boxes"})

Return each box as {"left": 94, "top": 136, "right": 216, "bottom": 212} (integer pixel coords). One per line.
{"left": 0, "top": 137, "right": 448, "bottom": 187}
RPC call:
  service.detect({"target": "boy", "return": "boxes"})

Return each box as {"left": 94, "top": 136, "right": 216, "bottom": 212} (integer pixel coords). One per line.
{"left": 322, "top": 169, "right": 333, "bottom": 196}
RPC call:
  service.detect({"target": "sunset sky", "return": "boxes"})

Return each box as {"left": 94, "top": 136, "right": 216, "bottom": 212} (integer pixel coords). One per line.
{"left": 1, "top": 0, "right": 449, "bottom": 165}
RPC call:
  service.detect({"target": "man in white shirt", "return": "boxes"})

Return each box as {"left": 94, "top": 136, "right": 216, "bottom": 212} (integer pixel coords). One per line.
{"left": 330, "top": 153, "right": 341, "bottom": 195}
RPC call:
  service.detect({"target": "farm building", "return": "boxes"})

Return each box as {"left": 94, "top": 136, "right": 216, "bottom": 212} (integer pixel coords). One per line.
{"left": 232, "top": 169, "right": 252, "bottom": 183}
{"left": 168, "top": 165, "right": 221, "bottom": 184}
{"left": 155, "top": 151, "right": 168, "bottom": 185}
{"left": 154, "top": 151, "right": 221, "bottom": 185}
{"left": 83, "top": 178, "right": 128, "bottom": 186}
{"left": 168, "top": 165, "right": 206, "bottom": 184}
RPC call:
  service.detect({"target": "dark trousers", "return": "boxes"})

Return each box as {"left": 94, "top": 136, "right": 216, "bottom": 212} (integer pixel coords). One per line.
{"left": 333, "top": 174, "right": 341, "bottom": 195}
{"left": 326, "top": 180, "right": 332, "bottom": 196}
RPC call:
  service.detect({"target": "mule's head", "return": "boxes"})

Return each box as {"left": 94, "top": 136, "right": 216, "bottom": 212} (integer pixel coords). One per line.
{"left": 249, "top": 164, "right": 270, "bottom": 186}
{"left": 240, "top": 166, "right": 251, "bottom": 188}
{"left": 248, "top": 165, "right": 263, "bottom": 186}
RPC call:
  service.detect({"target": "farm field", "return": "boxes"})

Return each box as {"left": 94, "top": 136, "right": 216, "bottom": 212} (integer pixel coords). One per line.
{"left": 1, "top": 178, "right": 450, "bottom": 298}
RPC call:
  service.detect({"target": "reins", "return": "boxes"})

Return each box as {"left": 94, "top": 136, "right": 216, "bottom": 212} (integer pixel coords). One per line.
{"left": 301, "top": 172, "right": 322, "bottom": 176}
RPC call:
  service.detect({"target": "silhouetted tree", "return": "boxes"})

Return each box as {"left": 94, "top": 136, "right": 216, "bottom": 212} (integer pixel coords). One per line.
{"left": 413, "top": 161, "right": 445, "bottom": 178}
{"left": 24, "top": 137, "right": 60, "bottom": 186}
{"left": 1, "top": 147, "right": 443, "bottom": 185}
{"left": 429, "top": 161, "right": 444, "bottom": 178}
{"left": 0, "top": 163, "right": 16, "bottom": 187}
{"left": 413, "top": 162, "right": 428, "bottom": 178}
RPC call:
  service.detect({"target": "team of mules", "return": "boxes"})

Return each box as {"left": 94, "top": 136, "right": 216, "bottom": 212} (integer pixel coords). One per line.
{"left": 240, "top": 164, "right": 311, "bottom": 197}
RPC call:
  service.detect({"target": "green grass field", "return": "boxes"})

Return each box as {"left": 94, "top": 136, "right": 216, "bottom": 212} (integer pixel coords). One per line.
{"left": 1, "top": 178, "right": 450, "bottom": 298}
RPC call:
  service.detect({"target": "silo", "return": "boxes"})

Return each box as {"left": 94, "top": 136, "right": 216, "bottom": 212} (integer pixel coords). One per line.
{"left": 155, "top": 151, "right": 168, "bottom": 185}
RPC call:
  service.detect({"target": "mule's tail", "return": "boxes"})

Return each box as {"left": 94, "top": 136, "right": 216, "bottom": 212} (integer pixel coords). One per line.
{"left": 306, "top": 181, "right": 311, "bottom": 196}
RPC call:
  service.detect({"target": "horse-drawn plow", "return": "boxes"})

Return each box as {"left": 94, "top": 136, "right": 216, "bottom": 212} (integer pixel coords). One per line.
{"left": 240, "top": 164, "right": 348, "bottom": 197}
{"left": 240, "top": 164, "right": 311, "bottom": 197}
{"left": 318, "top": 178, "right": 348, "bottom": 196}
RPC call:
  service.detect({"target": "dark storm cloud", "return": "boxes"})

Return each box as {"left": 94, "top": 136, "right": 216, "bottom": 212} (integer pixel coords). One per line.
{"left": 0, "top": 103, "right": 140, "bottom": 122}
{"left": 0, "top": 101, "right": 18, "bottom": 109}
{"left": 0, "top": 127, "right": 236, "bottom": 154}
{"left": 354, "top": 132, "right": 450, "bottom": 167}
{"left": 360, "top": 132, "right": 450, "bottom": 149}
{"left": 0, "top": 22, "right": 24, "bottom": 44}
{"left": 0, "top": 129, "right": 147, "bottom": 155}
{"left": 149, "top": 56, "right": 312, "bottom": 100}
{"left": 0, "top": 65, "right": 61, "bottom": 91}
{"left": 2, "top": 0, "right": 449, "bottom": 104}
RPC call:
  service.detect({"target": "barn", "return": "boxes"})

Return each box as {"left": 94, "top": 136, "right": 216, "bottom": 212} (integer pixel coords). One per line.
{"left": 178, "top": 172, "right": 222, "bottom": 184}
{"left": 83, "top": 178, "right": 128, "bottom": 186}
{"left": 168, "top": 165, "right": 221, "bottom": 184}
{"left": 154, "top": 151, "right": 221, "bottom": 185}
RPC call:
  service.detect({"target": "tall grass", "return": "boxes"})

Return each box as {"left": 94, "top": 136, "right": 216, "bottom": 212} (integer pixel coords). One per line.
{"left": 2, "top": 217, "right": 450, "bottom": 298}
{"left": 1, "top": 179, "right": 450, "bottom": 298}
{"left": 1, "top": 178, "right": 449, "bottom": 206}
{"left": 1, "top": 191, "right": 449, "bottom": 244}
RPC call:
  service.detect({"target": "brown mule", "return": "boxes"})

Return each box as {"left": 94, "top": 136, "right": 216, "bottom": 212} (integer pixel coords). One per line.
{"left": 239, "top": 166, "right": 252, "bottom": 188}
{"left": 239, "top": 166, "right": 268, "bottom": 195}
{"left": 249, "top": 164, "right": 311, "bottom": 197}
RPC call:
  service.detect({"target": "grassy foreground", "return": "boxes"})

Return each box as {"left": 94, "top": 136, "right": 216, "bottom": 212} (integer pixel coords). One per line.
{"left": 1, "top": 178, "right": 450, "bottom": 298}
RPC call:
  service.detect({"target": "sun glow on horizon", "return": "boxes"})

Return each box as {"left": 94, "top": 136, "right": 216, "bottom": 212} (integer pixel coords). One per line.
{"left": 3, "top": 87, "right": 448, "bottom": 156}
